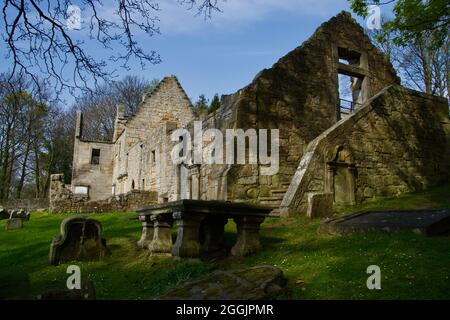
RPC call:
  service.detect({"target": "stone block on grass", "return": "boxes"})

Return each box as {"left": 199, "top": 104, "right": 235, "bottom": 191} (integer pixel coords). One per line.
{"left": 307, "top": 192, "right": 333, "bottom": 219}
{"left": 5, "top": 218, "right": 23, "bottom": 230}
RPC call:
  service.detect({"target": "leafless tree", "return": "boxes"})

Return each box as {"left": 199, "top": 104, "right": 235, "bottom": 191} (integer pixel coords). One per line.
{"left": 367, "top": 20, "right": 449, "bottom": 98}
{"left": 0, "top": 72, "right": 54, "bottom": 199}
{"left": 2, "top": 0, "right": 222, "bottom": 96}
{"left": 76, "top": 75, "right": 159, "bottom": 141}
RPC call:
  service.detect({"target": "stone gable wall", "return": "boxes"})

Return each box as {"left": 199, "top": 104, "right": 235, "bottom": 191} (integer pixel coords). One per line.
{"left": 196, "top": 11, "right": 400, "bottom": 204}
{"left": 111, "top": 76, "right": 195, "bottom": 199}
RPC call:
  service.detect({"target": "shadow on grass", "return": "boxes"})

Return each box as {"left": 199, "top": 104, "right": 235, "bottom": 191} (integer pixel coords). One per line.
{"left": 224, "top": 216, "right": 450, "bottom": 300}
{"left": 336, "top": 183, "right": 450, "bottom": 216}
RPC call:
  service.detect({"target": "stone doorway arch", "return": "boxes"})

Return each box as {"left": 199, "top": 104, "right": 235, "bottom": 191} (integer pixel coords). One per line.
{"left": 325, "top": 145, "right": 356, "bottom": 205}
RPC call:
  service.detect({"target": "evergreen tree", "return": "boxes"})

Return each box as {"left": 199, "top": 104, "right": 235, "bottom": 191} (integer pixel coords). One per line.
{"left": 209, "top": 94, "right": 221, "bottom": 113}
{"left": 194, "top": 94, "right": 209, "bottom": 114}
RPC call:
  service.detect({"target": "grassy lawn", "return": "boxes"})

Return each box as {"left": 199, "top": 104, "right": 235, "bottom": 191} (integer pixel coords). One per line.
{"left": 0, "top": 183, "right": 449, "bottom": 300}
{"left": 335, "top": 183, "right": 450, "bottom": 215}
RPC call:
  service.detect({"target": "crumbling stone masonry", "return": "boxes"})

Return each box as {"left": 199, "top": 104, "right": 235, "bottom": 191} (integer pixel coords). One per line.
{"left": 49, "top": 173, "right": 157, "bottom": 213}
{"left": 50, "top": 11, "right": 450, "bottom": 216}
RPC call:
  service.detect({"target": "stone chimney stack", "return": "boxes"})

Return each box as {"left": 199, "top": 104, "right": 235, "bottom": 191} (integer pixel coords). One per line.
{"left": 116, "top": 103, "right": 126, "bottom": 120}
{"left": 113, "top": 104, "right": 127, "bottom": 141}
{"left": 75, "top": 110, "right": 83, "bottom": 139}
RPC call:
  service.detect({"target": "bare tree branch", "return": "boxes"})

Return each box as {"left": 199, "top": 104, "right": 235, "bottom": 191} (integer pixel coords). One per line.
{"left": 1, "top": 0, "right": 223, "bottom": 98}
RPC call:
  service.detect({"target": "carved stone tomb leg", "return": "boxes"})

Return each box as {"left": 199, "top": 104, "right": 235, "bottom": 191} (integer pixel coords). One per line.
{"left": 172, "top": 211, "right": 204, "bottom": 258}
{"left": 201, "top": 217, "right": 228, "bottom": 254}
{"left": 137, "top": 215, "right": 154, "bottom": 249}
{"left": 148, "top": 214, "right": 173, "bottom": 254}
{"left": 231, "top": 216, "right": 265, "bottom": 257}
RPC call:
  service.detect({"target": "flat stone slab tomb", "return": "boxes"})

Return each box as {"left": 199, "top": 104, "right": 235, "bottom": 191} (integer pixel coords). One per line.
{"left": 136, "top": 200, "right": 272, "bottom": 258}
{"left": 320, "top": 209, "right": 450, "bottom": 236}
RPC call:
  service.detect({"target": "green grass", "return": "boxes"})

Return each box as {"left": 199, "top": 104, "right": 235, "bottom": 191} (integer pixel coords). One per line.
{"left": 0, "top": 184, "right": 449, "bottom": 299}
{"left": 335, "top": 183, "right": 450, "bottom": 215}
{"left": 223, "top": 216, "right": 450, "bottom": 299}
{"left": 0, "top": 212, "right": 213, "bottom": 300}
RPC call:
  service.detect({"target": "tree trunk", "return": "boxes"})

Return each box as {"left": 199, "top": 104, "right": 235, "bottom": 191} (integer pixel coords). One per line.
{"left": 33, "top": 144, "right": 41, "bottom": 198}
{"left": 0, "top": 126, "right": 12, "bottom": 199}
{"left": 16, "top": 141, "right": 31, "bottom": 199}
{"left": 417, "top": 36, "right": 433, "bottom": 94}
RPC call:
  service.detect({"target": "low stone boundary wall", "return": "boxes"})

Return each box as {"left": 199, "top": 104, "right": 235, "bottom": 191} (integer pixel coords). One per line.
{"left": 49, "top": 174, "right": 157, "bottom": 213}
{"left": 0, "top": 198, "right": 49, "bottom": 211}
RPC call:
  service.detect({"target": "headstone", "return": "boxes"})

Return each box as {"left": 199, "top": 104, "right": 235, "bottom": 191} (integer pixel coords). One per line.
{"left": 9, "top": 209, "right": 30, "bottom": 221}
{"left": 156, "top": 265, "right": 288, "bottom": 300}
{"left": 307, "top": 192, "right": 333, "bottom": 218}
{"left": 5, "top": 218, "right": 23, "bottom": 230}
{"left": 0, "top": 207, "right": 8, "bottom": 220}
{"left": 49, "top": 215, "right": 109, "bottom": 265}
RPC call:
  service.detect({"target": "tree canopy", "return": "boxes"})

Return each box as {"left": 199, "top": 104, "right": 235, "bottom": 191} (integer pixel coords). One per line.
{"left": 349, "top": 0, "right": 449, "bottom": 46}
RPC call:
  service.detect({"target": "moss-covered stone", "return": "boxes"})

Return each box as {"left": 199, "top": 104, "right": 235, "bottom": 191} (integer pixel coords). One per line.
{"left": 156, "top": 265, "right": 287, "bottom": 300}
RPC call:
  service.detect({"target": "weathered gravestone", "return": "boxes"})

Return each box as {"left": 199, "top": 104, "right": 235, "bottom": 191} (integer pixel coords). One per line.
{"left": 155, "top": 265, "right": 288, "bottom": 300}
{"left": 5, "top": 218, "right": 23, "bottom": 230}
{"left": 0, "top": 207, "right": 8, "bottom": 220}
{"left": 1, "top": 208, "right": 30, "bottom": 221}
{"left": 49, "top": 216, "right": 109, "bottom": 265}
{"left": 9, "top": 209, "right": 30, "bottom": 221}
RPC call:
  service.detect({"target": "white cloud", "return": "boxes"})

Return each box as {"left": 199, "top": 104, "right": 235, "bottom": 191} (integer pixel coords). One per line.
{"left": 69, "top": 0, "right": 350, "bottom": 37}
{"left": 157, "top": 0, "right": 349, "bottom": 35}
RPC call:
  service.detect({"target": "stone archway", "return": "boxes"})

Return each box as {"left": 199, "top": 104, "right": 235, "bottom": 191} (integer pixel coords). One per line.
{"left": 325, "top": 145, "right": 356, "bottom": 206}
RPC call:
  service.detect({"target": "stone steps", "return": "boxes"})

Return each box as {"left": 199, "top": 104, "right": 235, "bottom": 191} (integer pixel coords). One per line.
{"left": 270, "top": 189, "right": 288, "bottom": 196}
{"left": 269, "top": 208, "right": 283, "bottom": 217}
{"left": 259, "top": 195, "right": 284, "bottom": 202}
{"left": 259, "top": 185, "right": 290, "bottom": 217}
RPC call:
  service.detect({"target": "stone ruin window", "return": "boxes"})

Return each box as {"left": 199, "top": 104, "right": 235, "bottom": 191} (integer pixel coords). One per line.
{"left": 338, "top": 47, "right": 361, "bottom": 67}
{"left": 338, "top": 74, "right": 364, "bottom": 115}
{"left": 337, "top": 47, "right": 366, "bottom": 119}
{"left": 151, "top": 150, "right": 156, "bottom": 164}
{"left": 131, "top": 180, "right": 135, "bottom": 190}
{"left": 91, "top": 148, "right": 101, "bottom": 165}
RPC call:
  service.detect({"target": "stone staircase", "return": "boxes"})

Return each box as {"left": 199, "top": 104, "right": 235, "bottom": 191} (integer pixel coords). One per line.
{"left": 258, "top": 184, "right": 290, "bottom": 216}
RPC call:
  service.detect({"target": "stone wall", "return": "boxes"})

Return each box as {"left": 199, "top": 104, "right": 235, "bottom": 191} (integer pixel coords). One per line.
{"left": 0, "top": 198, "right": 49, "bottom": 211}
{"left": 71, "top": 111, "right": 115, "bottom": 201}
{"left": 49, "top": 174, "right": 157, "bottom": 213}
{"left": 281, "top": 85, "right": 450, "bottom": 215}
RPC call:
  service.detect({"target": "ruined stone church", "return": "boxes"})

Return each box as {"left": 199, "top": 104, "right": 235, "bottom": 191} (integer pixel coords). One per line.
{"left": 50, "top": 12, "right": 450, "bottom": 216}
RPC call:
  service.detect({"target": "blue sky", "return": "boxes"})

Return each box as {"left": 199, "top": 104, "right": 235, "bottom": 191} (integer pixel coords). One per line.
{"left": 119, "top": 0, "right": 357, "bottom": 103}
{"left": 2, "top": 1, "right": 394, "bottom": 105}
